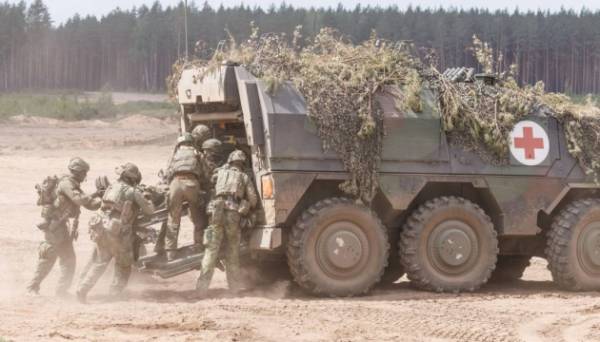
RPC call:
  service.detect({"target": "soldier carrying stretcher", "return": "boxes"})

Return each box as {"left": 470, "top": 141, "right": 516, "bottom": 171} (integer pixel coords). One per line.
{"left": 27, "top": 157, "right": 102, "bottom": 296}
{"left": 162, "top": 124, "right": 212, "bottom": 261}
{"left": 76, "top": 163, "right": 154, "bottom": 303}
{"left": 196, "top": 150, "right": 258, "bottom": 294}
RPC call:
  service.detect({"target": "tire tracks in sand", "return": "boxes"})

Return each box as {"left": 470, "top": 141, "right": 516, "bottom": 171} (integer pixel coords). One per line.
{"left": 518, "top": 306, "right": 600, "bottom": 342}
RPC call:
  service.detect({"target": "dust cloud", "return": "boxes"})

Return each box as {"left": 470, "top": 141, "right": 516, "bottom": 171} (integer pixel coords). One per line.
{"left": 1, "top": 117, "right": 600, "bottom": 341}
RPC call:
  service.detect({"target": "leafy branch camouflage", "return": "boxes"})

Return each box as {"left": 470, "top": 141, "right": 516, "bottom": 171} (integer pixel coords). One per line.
{"left": 168, "top": 29, "right": 600, "bottom": 202}
{"left": 430, "top": 37, "right": 600, "bottom": 180}
{"left": 169, "top": 26, "right": 421, "bottom": 203}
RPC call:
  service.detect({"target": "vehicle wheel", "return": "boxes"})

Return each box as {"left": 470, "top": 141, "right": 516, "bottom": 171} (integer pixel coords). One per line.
{"left": 546, "top": 198, "right": 600, "bottom": 291}
{"left": 287, "top": 197, "right": 389, "bottom": 296}
{"left": 399, "top": 196, "right": 498, "bottom": 293}
{"left": 489, "top": 255, "right": 531, "bottom": 283}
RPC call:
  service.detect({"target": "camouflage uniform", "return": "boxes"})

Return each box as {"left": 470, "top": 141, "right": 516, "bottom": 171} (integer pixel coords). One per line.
{"left": 27, "top": 158, "right": 101, "bottom": 295}
{"left": 77, "top": 163, "right": 154, "bottom": 301}
{"left": 163, "top": 126, "right": 211, "bottom": 261}
{"left": 196, "top": 150, "right": 257, "bottom": 292}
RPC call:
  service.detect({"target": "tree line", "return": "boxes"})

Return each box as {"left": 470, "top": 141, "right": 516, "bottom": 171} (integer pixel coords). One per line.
{"left": 1, "top": 0, "right": 600, "bottom": 94}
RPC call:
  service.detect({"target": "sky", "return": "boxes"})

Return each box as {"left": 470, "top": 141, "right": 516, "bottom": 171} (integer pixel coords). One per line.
{"left": 10, "top": 0, "right": 600, "bottom": 24}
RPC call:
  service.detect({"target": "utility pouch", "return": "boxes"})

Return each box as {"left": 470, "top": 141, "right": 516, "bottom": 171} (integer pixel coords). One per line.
{"left": 40, "top": 205, "right": 55, "bottom": 220}
{"left": 203, "top": 228, "right": 213, "bottom": 246}
{"left": 47, "top": 217, "right": 63, "bottom": 232}
{"left": 104, "top": 217, "right": 123, "bottom": 237}
{"left": 121, "top": 201, "right": 134, "bottom": 226}
{"left": 88, "top": 213, "right": 106, "bottom": 242}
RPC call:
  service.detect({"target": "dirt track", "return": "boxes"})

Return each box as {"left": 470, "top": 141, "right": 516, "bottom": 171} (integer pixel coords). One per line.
{"left": 1, "top": 118, "right": 599, "bottom": 342}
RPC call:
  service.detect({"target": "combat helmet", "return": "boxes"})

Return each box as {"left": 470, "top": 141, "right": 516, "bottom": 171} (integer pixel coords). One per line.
{"left": 202, "top": 138, "right": 222, "bottom": 151}
{"left": 176, "top": 132, "right": 194, "bottom": 146}
{"left": 227, "top": 150, "right": 247, "bottom": 164}
{"left": 116, "top": 162, "right": 142, "bottom": 185}
{"left": 68, "top": 157, "right": 90, "bottom": 173}
{"left": 191, "top": 124, "right": 211, "bottom": 145}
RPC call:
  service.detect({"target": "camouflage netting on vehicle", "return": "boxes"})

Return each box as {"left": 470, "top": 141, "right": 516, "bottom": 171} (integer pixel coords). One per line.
{"left": 170, "top": 26, "right": 422, "bottom": 203}
{"left": 426, "top": 37, "right": 600, "bottom": 181}
{"left": 540, "top": 94, "right": 600, "bottom": 181}
{"left": 168, "top": 28, "right": 600, "bottom": 202}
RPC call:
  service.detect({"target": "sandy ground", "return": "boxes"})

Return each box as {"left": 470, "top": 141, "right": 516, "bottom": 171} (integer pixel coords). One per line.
{"left": 0, "top": 118, "right": 599, "bottom": 342}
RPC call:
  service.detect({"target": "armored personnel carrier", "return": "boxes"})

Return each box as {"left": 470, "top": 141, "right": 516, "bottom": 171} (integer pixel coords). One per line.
{"left": 166, "top": 61, "right": 600, "bottom": 297}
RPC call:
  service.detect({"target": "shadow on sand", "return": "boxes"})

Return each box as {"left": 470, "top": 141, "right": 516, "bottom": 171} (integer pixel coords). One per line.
{"left": 86, "top": 278, "right": 600, "bottom": 304}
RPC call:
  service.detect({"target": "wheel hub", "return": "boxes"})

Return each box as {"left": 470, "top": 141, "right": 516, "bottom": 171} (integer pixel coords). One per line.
{"left": 325, "top": 230, "right": 363, "bottom": 269}
{"left": 581, "top": 223, "right": 600, "bottom": 269}
{"left": 427, "top": 219, "right": 479, "bottom": 275}
{"left": 436, "top": 228, "right": 473, "bottom": 267}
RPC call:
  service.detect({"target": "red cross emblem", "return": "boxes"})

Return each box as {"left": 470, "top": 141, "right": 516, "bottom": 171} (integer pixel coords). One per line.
{"left": 513, "top": 126, "right": 544, "bottom": 160}
{"left": 509, "top": 120, "right": 550, "bottom": 166}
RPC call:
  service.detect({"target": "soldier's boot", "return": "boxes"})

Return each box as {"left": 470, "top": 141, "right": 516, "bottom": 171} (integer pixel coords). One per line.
{"left": 109, "top": 264, "right": 131, "bottom": 298}
{"left": 166, "top": 250, "right": 178, "bottom": 262}
{"left": 196, "top": 246, "right": 220, "bottom": 292}
{"left": 75, "top": 289, "right": 87, "bottom": 304}
{"left": 55, "top": 243, "right": 76, "bottom": 297}
{"left": 76, "top": 259, "right": 110, "bottom": 303}
{"left": 224, "top": 221, "right": 242, "bottom": 293}
{"left": 27, "top": 242, "right": 58, "bottom": 295}
{"left": 26, "top": 285, "right": 40, "bottom": 296}
{"left": 225, "top": 261, "right": 243, "bottom": 293}
{"left": 196, "top": 250, "right": 218, "bottom": 292}
{"left": 195, "top": 275, "right": 211, "bottom": 293}
{"left": 215, "top": 259, "right": 225, "bottom": 272}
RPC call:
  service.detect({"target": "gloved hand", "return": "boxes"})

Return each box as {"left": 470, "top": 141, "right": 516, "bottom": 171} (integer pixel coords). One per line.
{"left": 95, "top": 176, "right": 110, "bottom": 192}
{"left": 238, "top": 199, "right": 250, "bottom": 215}
{"left": 143, "top": 191, "right": 153, "bottom": 201}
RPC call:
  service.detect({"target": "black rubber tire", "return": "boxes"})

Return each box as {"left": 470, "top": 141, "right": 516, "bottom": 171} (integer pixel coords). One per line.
{"left": 399, "top": 196, "right": 498, "bottom": 293}
{"left": 546, "top": 198, "right": 600, "bottom": 291}
{"left": 489, "top": 255, "right": 531, "bottom": 283}
{"left": 287, "top": 197, "right": 389, "bottom": 297}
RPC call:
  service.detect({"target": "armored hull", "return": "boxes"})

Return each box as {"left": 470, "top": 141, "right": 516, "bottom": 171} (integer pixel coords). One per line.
{"left": 173, "top": 63, "right": 600, "bottom": 296}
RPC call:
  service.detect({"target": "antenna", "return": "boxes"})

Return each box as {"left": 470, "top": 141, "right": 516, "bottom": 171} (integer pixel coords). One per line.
{"left": 184, "top": 0, "right": 189, "bottom": 60}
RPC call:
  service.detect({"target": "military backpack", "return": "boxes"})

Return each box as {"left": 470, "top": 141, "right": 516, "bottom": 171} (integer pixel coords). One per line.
{"left": 35, "top": 175, "right": 59, "bottom": 207}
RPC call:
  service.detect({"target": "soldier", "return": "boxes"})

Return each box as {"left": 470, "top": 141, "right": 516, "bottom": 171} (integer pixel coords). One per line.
{"left": 196, "top": 150, "right": 258, "bottom": 294}
{"left": 201, "top": 138, "right": 223, "bottom": 178}
{"left": 27, "top": 157, "right": 102, "bottom": 296}
{"left": 163, "top": 125, "right": 211, "bottom": 261}
{"left": 76, "top": 163, "right": 154, "bottom": 302}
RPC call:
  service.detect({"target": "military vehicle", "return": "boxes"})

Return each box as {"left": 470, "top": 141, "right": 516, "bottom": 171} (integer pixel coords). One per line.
{"left": 147, "top": 61, "right": 600, "bottom": 297}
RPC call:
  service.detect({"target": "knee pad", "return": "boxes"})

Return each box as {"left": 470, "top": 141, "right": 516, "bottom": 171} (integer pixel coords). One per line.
{"left": 38, "top": 242, "right": 55, "bottom": 259}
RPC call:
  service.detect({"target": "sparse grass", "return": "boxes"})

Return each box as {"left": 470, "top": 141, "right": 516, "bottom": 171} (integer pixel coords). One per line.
{"left": 0, "top": 91, "right": 176, "bottom": 121}
{"left": 116, "top": 100, "right": 177, "bottom": 118}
